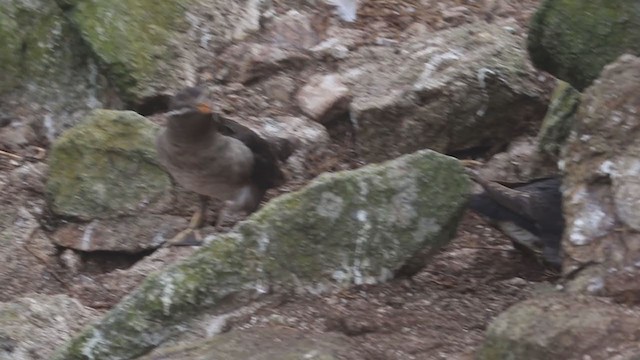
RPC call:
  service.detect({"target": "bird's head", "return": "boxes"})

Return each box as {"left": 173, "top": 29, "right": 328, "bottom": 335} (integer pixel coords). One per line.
{"left": 166, "top": 86, "right": 215, "bottom": 125}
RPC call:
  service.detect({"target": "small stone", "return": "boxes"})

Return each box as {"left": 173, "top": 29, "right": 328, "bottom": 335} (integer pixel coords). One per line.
{"left": 296, "top": 74, "right": 351, "bottom": 124}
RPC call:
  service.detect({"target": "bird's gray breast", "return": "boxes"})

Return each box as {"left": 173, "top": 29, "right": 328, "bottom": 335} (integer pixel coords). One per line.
{"left": 156, "top": 132, "right": 254, "bottom": 200}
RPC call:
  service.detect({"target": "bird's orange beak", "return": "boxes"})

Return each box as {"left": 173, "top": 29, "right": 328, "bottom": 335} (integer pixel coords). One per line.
{"left": 196, "top": 102, "right": 213, "bottom": 114}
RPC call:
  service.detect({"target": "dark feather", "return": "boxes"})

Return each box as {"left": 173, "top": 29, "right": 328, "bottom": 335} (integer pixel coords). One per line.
{"left": 218, "top": 117, "right": 286, "bottom": 190}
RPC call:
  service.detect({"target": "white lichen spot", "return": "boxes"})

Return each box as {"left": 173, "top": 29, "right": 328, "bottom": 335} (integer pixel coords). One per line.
{"left": 558, "top": 159, "right": 566, "bottom": 171}
{"left": 580, "top": 134, "right": 591, "bottom": 142}
{"left": 205, "top": 314, "right": 230, "bottom": 337}
{"left": 327, "top": 0, "right": 358, "bottom": 22}
{"left": 81, "top": 328, "right": 104, "bottom": 360}
{"left": 586, "top": 276, "right": 604, "bottom": 294}
{"left": 476, "top": 67, "right": 496, "bottom": 89}
{"left": 356, "top": 209, "right": 368, "bottom": 222}
{"left": 415, "top": 50, "right": 461, "bottom": 83}
{"left": 304, "top": 350, "right": 321, "bottom": 359}
{"left": 378, "top": 267, "right": 394, "bottom": 282}
{"left": 332, "top": 269, "right": 348, "bottom": 283}
{"left": 412, "top": 217, "right": 441, "bottom": 242}
{"left": 316, "top": 192, "right": 344, "bottom": 220}
{"left": 159, "top": 274, "right": 182, "bottom": 315}
{"left": 257, "top": 233, "right": 270, "bottom": 253}
{"left": 80, "top": 221, "right": 98, "bottom": 251}
{"left": 390, "top": 189, "right": 418, "bottom": 226}
{"left": 43, "top": 114, "right": 56, "bottom": 142}
{"left": 569, "top": 198, "right": 614, "bottom": 246}
{"left": 598, "top": 160, "right": 616, "bottom": 176}
{"left": 610, "top": 111, "right": 624, "bottom": 124}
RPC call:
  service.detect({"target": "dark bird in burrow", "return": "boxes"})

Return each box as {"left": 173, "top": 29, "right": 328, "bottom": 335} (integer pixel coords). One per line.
{"left": 464, "top": 165, "right": 564, "bottom": 269}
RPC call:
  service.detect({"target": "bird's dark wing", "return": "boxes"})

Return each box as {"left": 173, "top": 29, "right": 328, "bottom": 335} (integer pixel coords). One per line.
{"left": 218, "top": 116, "right": 286, "bottom": 190}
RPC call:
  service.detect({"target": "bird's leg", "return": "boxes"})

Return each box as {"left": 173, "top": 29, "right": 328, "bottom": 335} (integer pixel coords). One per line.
{"left": 165, "top": 195, "right": 209, "bottom": 246}
{"left": 215, "top": 200, "right": 235, "bottom": 231}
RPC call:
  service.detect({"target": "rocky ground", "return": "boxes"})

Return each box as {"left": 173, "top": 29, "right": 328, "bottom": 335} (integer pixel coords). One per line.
{"left": 0, "top": 0, "right": 575, "bottom": 358}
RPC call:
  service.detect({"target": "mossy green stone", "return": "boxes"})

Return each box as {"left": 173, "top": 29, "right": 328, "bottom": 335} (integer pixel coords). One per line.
{"left": 528, "top": 0, "right": 640, "bottom": 90}
{"left": 46, "top": 109, "right": 170, "bottom": 220}
{"left": 53, "top": 149, "right": 469, "bottom": 359}
{"left": 63, "top": 0, "right": 190, "bottom": 102}
{"left": 0, "top": 1, "right": 83, "bottom": 94}
{"left": 537, "top": 81, "right": 581, "bottom": 158}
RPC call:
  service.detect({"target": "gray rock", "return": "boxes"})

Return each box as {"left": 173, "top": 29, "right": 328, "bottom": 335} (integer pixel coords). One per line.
{"left": 478, "top": 294, "right": 640, "bottom": 360}
{"left": 62, "top": 0, "right": 270, "bottom": 103}
{"left": 537, "top": 81, "right": 581, "bottom": 159}
{"left": 0, "top": 0, "right": 112, "bottom": 142}
{"left": 46, "top": 110, "right": 171, "bottom": 220}
{"left": 297, "top": 74, "right": 351, "bottom": 124}
{"left": 139, "top": 327, "right": 351, "bottom": 360}
{"left": 528, "top": 0, "right": 640, "bottom": 91}
{"left": 560, "top": 55, "right": 640, "bottom": 300}
{"left": 51, "top": 215, "right": 187, "bottom": 253}
{"left": 344, "top": 23, "right": 550, "bottom": 162}
{"left": 0, "top": 294, "right": 100, "bottom": 360}
{"left": 52, "top": 149, "right": 469, "bottom": 359}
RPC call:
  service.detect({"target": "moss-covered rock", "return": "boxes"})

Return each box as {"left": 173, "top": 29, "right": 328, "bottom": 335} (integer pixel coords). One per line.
{"left": 0, "top": 1, "right": 76, "bottom": 93}
{"left": 61, "top": 0, "right": 188, "bottom": 102}
{"left": 52, "top": 149, "right": 470, "bottom": 359}
{"left": 0, "top": 0, "right": 113, "bottom": 139}
{"left": 537, "top": 81, "right": 581, "bottom": 159}
{"left": 61, "top": 0, "right": 270, "bottom": 103}
{"left": 528, "top": 0, "right": 640, "bottom": 91}
{"left": 46, "top": 109, "right": 171, "bottom": 220}
{"left": 477, "top": 294, "right": 640, "bottom": 360}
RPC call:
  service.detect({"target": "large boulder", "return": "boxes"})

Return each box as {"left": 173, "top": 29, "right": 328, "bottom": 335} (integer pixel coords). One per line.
{"left": 0, "top": 294, "right": 100, "bottom": 360}
{"left": 560, "top": 55, "right": 640, "bottom": 301}
{"left": 61, "top": 0, "right": 271, "bottom": 104}
{"left": 0, "top": 0, "right": 112, "bottom": 142}
{"left": 478, "top": 294, "right": 640, "bottom": 360}
{"left": 344, "top": 22, "right": 551, "bottom": 163}
{"left": 52, "top": 149, "right": 470, "bottom": 359}
{"left": 528, "top": 0, "right": 640, "bottom": 91}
